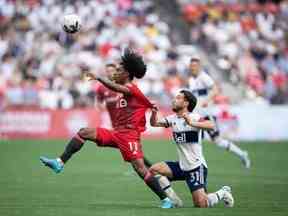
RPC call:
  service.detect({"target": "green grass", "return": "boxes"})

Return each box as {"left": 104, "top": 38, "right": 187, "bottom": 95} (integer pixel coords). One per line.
{"left": 0, "top": 139, "right": 288, "bottom": 216}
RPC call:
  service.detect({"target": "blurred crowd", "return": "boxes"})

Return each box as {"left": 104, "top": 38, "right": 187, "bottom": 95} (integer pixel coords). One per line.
{"left": 1, "top": 0, "right": 287, "bottom": 111}
{"left": 180, "top": 0, "right": 288, "bottom": 104}
{"left": 0, "top": 0, "right": 188, "bottom": 110}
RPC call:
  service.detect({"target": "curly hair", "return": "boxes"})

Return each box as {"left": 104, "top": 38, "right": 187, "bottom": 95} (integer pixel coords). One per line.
{"left": 120, "top": 48, "right": 147, "bottom": 80}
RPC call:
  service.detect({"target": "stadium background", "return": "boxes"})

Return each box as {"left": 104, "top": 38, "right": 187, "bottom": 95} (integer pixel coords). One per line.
{"left": 0, "top": 0, "right": 287, "bottom": 216}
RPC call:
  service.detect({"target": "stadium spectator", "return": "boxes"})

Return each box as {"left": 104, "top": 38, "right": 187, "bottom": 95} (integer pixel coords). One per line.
{"left": 1, "top": 0, "right": 287, "bottom": 109}
{"left": 180, "top": 0, "right": 288, "bottom": 104}
{"left": 0, "top": 0, "right": 181, "bottom": 109}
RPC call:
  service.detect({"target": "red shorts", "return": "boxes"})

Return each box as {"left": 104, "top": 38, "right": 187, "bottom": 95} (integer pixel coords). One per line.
{"left": 95, "top": 127, "right": 144, "bottom": 162}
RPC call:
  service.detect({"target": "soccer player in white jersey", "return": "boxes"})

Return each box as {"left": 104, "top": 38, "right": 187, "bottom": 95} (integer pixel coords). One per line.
{"left": 187, "top": 55, "right": 251, "bottom": 168}
{"left": 149, "top": 90, "right": 234, "bottom": 208}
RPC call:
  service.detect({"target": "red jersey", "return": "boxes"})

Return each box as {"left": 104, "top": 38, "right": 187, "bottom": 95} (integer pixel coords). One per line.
{"left": 96, "top": 83, "right": 152, "bottom": 132}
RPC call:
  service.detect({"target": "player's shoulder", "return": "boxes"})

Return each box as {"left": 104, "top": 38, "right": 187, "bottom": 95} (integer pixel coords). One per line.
{"left": 165, "top": 114, "right": 177, "bottom": 122}
{"left": 126, "top": 82, "right": 138, "bottom": 88}
{"left": 125, "top": 82, "right": 141, "bottom": 93}
{"left": 189, "top": 112, "right": 202, "bottom": 121}
{"left": 166, "top": 113, "right": 177, "bottom": 119}
{"left": 188, "top": 71, "right": 212, "bottom": 82}
{"left": 125, "top": 83, "right": 134, "bottom": 87}
{"left": 199, "top": 71, "right": 212, "bottom": 79}
{"left": 125, "top": 82, "right": 152, "bottom": 106}
{"left": 199, "top": 71, "right": 215, "bottom": 86}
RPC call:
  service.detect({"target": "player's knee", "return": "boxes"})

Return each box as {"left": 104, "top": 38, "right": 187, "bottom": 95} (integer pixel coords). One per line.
{"left": 78, "top": 128, "right": 88, "bottom": 138}
{"left": 78, "top": 128, "right": 95, "bottom": 140}
{"left": 149, "top": 164, "right": 161, "bottom": 175}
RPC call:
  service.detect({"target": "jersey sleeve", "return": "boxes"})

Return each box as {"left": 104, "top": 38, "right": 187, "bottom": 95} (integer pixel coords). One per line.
{"left": 203, "top": 73, "right": 215, "bottom": 89}
{"left": 126, "top": 84, "right": 153, "bottom": 108}
{"left": 189, "top": 113, "right": 202, "bottom": 122}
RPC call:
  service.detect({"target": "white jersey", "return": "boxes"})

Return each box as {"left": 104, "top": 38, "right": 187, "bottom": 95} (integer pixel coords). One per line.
{"left": 163, "top": 113, "right": 207, "bottom": 171}
{"left": 188, "top": 71, "right": 215, "bottom": 115}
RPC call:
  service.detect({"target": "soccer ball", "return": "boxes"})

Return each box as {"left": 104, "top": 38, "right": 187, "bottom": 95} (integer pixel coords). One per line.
{"left": 62, "top": 14, "right": 81, "bottom": 33}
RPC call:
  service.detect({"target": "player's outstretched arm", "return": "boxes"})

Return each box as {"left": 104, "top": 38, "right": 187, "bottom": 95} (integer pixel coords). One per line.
{"left": 150, "top": 105, "right": 169, "bottom": 128}
{"left": 96, "top": 77, "right": 131, "bottom": 95}
{"left": 84, "top": 72, "right": 131, "bottom": 95}
{"left": 182, "top": 113, "right": 214, "bottom": 130}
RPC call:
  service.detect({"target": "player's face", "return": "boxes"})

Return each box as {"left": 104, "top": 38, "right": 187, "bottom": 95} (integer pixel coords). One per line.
{"left": 113, "top": 63, "right": 129, "bottom": 84}
{"left": 189, "top": 60, "right": 200, "bottom": 77}
{"left": 172, "top": 93, "right": 187, "bottom": 112}
{"left": 105, "top": 65, "right": 116, "bottom": 81}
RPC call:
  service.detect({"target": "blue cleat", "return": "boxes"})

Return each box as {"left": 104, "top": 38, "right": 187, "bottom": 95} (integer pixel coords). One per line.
{"left": 160, "top": 197, "right": 174, "bottom": 209}
{"left": 40, "top": 156, "right": 63, "bottom": 174}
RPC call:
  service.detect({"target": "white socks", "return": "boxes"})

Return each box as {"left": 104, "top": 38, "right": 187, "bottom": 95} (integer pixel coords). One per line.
{"left": 156, "top": 175, "right": 183, "bottom": 207}
{"left": 156, "top": 175, "right": 171, "bottom": 190}
{"left": 215, "top": 138, "right": 245, "bottom": 158}
{"left": 207, "top": 188, "right": 225, "bottom": 207}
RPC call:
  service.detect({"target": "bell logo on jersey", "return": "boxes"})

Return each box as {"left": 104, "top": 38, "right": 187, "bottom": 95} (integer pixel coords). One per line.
{"left": 173, "top": 132, "right": 186, "bottom": 144}
{"left": 117, "top": 98, "right": 128, "bottom": 108}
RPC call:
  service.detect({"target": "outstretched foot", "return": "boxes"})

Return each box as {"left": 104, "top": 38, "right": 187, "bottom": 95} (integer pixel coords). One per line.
{"left": 241, "top": 151, "right": 251, "bottom": 169}
{"left": 40, "top": 156, "right": 64, "bottom": 174}
{"left": 164, "top": 188, "right": 183, "bottom": 207}
{"left": 160, "top": 197, "right": 174, "bottom": 209}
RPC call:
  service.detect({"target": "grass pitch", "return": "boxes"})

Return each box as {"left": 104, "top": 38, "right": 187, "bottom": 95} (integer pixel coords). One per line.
{"left": 0, "top": 139, "right": 287, "bottom": 216}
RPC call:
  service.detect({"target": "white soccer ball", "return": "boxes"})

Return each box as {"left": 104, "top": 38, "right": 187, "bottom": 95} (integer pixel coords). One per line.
{"left": 62, "top": 14, "right": 81, "bottom": 33}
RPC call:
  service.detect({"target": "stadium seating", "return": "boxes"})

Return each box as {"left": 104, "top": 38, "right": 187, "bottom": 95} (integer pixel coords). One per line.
{"left": 0, "top": 0, "right": 287, "bottom": 110}
{"left": 179, "top": 0, "right": 288, "bottom": 104}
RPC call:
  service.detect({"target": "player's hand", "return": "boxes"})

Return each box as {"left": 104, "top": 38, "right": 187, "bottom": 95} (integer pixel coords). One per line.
{"left": 83, "top": 72, "right": 97, "bottom": 81}
{"left": 151, "top": 101, "right": 158, "bottom": 113}
{"left": 181, "top": 112, "right": 194, "bottom": 126}
{"left": 181, "top": 112, "right": 189, "bottom": 120}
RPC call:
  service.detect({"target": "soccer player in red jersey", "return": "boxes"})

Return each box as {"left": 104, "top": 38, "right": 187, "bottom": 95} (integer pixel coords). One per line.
{"left": 95, "top": 63, "right": 153, "bottom": 165}
{"left": 40, "top": 49, "right": 174, "bottom": 208}
{"left": 95, "top": 63, "right": 183, "bottom": 207}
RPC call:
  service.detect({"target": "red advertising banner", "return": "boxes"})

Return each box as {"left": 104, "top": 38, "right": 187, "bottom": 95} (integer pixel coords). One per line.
{"left": 2, "top": 105, "right": 287, "bottom": 141}
{"left": 0, "top": 108, "right": 100, "bottom": 139}
{"left": 0, "top": 108, "right": 171, "bottom": 139}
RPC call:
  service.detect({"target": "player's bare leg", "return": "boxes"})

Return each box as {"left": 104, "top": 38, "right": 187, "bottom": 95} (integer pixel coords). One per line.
{"left": 192, "top": 189, "right": 209, "bottom": 207}
{"left": 130, "top": 159, "right": 173, "bottom": 208}
{"left": 150, "top": 162, "right": 183, "bottom": 207}
{"left": 124, "top": 157, "right": 153, "bottom": 177}
{"left": 213, "top": 136, "right": 251, "bottom": 168}
{"left": 40, "top": 127, "right": 96, "bottom": 173}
